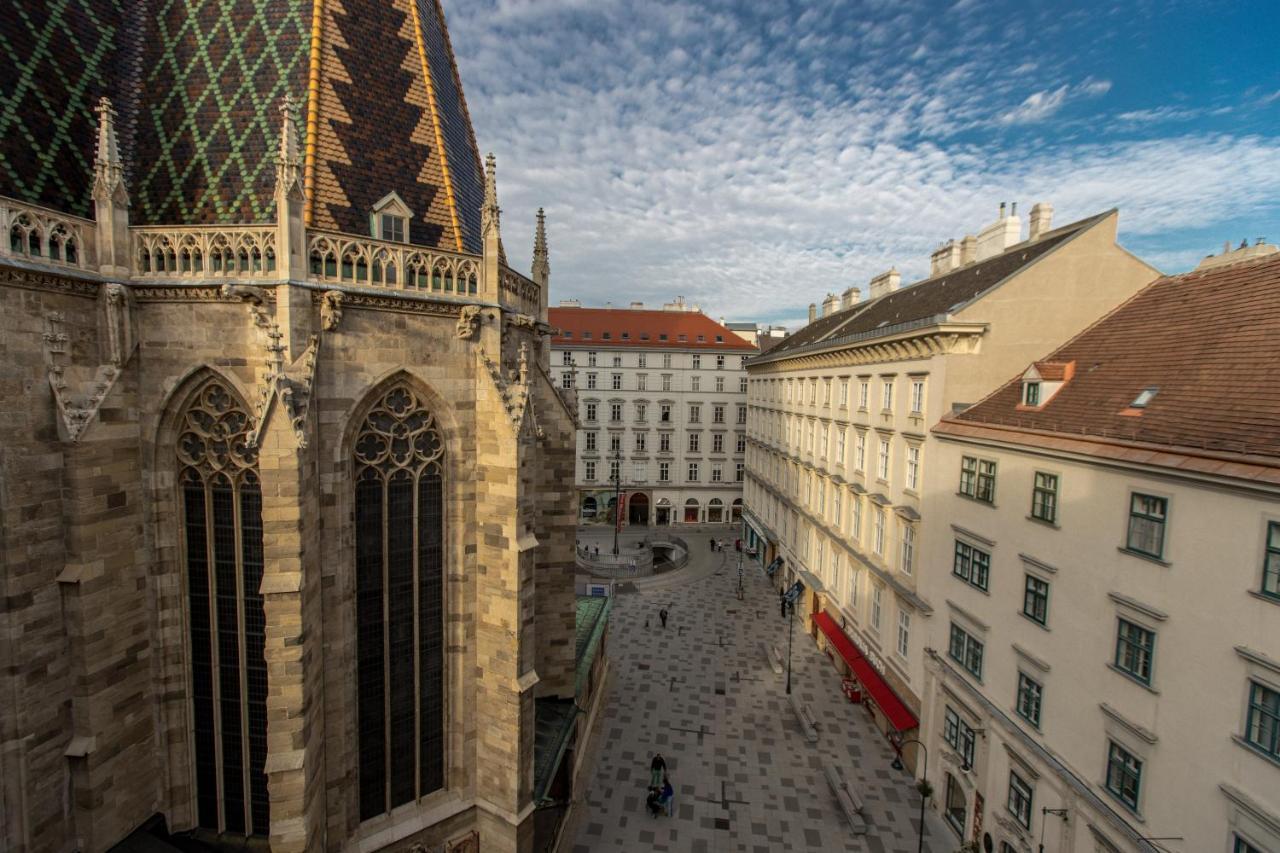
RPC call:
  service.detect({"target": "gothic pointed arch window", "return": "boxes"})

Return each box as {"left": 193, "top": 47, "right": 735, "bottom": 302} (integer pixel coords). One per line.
{"left": 354, "top": 385, "right": 446, "bottom": 819}
{"left": 177, "top": 380, "right": 269, "bottom": 836}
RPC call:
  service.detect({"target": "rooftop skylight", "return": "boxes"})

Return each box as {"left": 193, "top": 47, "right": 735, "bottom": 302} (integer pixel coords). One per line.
{"left": 1130, "top": 386, "right": 1159, "bottom": 408}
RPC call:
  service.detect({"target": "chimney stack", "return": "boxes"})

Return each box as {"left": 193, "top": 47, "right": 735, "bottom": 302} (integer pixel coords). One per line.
{"left": 808, "top": 303, "right": 817, "bottom": 323}
{"left": 960, "top": 234, "right": 976, "bottom": 266}
{"left": 869, "top": 268, "right": 901, "bottom": 300}
{"left": 840, "top": 286, "right": 860, "bottom": 311}
{"left": 930, "top": 240, "right": 963, "bottom": 276}
{"left": 975, "top": 204, "right": 1022, "bottom": 261}
{"left": 821, "top": 293, "right": 839, "bottom": 317}
{"left": 1028, "top": 202, "right": 1054, "bottom": 241}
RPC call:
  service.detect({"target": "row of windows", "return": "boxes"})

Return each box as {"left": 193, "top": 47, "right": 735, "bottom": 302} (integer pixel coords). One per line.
{"left": 561, "top": 350, "right": 746, "bottom": 368}
{"left": 583, "top": 430, "right": 746, "bottom": 455}
{"left": 749, "top": 413, "right": 923, "bottom": 490}
{"left": 583, "top": 459, "right": 744, "bottom": 483}
{"left": 747, "top": 374, "right": 927, "bottom": 416}
{"left": 581, "top": 400, "right": 747, "bottom": 425}
{"left": 956, "top": 455, "right": 1280, "bottom": 596}
{"left": 563, "top": 370, "right": 750, "bottom": 394}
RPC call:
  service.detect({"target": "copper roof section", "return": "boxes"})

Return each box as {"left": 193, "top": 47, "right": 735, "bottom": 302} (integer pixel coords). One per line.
{"left": 942, "top": 252, "right": 1280, "bottom": 461}
{"left": 549, "top": 307, "right": 757, "bottom": 351}
{"left": 757, "top": 211, "right": 1112, "bottom": 362}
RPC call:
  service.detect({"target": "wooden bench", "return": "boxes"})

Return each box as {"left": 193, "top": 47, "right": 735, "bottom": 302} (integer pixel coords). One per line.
{"left": 823, "top": 760, "right": 868, "bottom": 834}
{"left": 760, "top": 642, "right": 783, "bottom": 674}
{"left": 790, "top": 693, "right": 819, "bottom": 743}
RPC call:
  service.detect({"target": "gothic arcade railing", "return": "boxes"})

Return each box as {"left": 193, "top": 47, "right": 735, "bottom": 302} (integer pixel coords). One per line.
{"left": 307, "top": 230, "right": 480, "bottom": 296}
{"left": 133, "top": 224, "right": 278, "bottom": 280}
{"left": 0, "top": 197, "right": 96, "bottom": 271}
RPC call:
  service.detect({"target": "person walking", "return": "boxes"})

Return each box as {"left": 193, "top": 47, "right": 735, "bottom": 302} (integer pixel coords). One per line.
{"left": 660, "top": 775, "right": 675, "bottom": 816}
{"left": 659, "top": 608, "right": 669, "bottom": 629}
{"left": 709, "top": 538, "right": 716, "bottom": 553}
{"left": 650, "top": 753, "right": 667, "bottom": 787}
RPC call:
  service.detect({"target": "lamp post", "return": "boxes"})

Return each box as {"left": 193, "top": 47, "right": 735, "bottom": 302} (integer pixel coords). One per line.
{"left": 610, "top": 447, "right": 623, "bottom": 556}
{"left": 785, "top": 593, "right": 795, "bottom": 694}
{"left": 890, "top": 738, "right": 929, "bottom": 853}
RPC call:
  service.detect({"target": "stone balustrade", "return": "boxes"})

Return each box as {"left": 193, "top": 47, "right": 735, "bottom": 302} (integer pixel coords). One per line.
{"left": 133, "top": 224, "right": 278, "bottom": 280}
{"left": 0, "top": 197, "right": 96, "bottom": 271}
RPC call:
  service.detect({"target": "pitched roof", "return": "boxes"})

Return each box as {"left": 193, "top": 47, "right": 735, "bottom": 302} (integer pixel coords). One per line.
{"left": 549, "top": 307, "right": 757, "bottom": 351}
{"left": 943, "top": 252, "right": 1280, "bottom": 460}
{"left": 758, "top": 211, "right": 1110, "bottom": 361}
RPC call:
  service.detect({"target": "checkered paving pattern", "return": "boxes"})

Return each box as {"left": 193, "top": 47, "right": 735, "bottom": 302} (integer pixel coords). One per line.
{"left": 568, "top": 532, "right": 952, "bottom": 852}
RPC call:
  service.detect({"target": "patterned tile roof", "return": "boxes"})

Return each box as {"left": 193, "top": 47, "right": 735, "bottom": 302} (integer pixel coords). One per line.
{"left": 757, "top": 211, "right": 1111, "bottom": 361}
{"left": 942, "top": 252, "right": 1280, "bottom": 460}
{"left": 550, "top": 307, "right": 757, "bottom": 351}
{"left": 0, "top": 0, "right": 486, "bottom": 252}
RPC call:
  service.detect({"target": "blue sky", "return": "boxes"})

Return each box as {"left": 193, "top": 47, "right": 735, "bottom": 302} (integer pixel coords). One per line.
{"left": 446, "top": 0, "right": 1280, "bottom": 328}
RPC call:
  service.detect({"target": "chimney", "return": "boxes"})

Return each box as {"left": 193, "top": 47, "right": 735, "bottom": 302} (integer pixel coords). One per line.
{"left": 930, "top": 240, "right": 962, "bottom": 276}
{"left": 960, "top": 234, "right": 976, "bottom": 265}
{"left": 975, "top": 204, "right": 1022, "bottom": 261}
{"left": 840, "top": 286, "right": 860, "bottom": 311}
{"left": 821, "top": 293, "right": 839, "bottom": 317}
{"left": 1195, "top": 238, "right": 1277, "bottom": 270}
{"left": 1028, "top": 202, "right": 1054, "bottom": 241}
{"left": 869, "top": 268, "right": 901, "bottom": 300}
{"left": 808, "top": 303, "right": 817, "bottom": 323}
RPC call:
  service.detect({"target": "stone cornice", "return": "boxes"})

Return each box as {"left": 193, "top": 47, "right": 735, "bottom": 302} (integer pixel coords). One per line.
{"left": 747, "top": 321, "right": 986, "bottom": 375}
{"left": 0, "top": 265, "right": 100, "bottom": 298}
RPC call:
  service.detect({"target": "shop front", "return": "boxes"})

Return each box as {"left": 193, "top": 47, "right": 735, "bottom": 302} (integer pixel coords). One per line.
{"left": 741, "top": 508, "right": 777, "bottom": 567}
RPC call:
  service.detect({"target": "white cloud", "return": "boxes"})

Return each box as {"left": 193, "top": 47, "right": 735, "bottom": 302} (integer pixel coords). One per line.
{"left": 442, "top": 0, "right": 1280, "bottom": 327}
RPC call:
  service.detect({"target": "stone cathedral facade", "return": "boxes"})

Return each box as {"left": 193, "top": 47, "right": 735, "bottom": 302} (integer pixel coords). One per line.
{"left": 0, "top": 2, "right": 587, "bottom": 852}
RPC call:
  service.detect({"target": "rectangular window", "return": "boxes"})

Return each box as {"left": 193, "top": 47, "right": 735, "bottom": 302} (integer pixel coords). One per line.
{"left": 609, "top": 433, "right": 621, "bottom": 453}
{"left": 960, "top": 456, "right": 976, "bottom": 496}
{"left": 638, "top": 354, "right": 646, "bottom": 368}
{"left": 635, "top": 432, "right": 646, "bottom": 452}
{"left": 900, "top": 525, "right": 915, "bottom": 575}
{"left": 852, "top": 497, "right": 862, "bottom": 539}
{"left": 612, "top": 373, "right": 622, "bottom": 390}
{"left": 632, "top": 461, "right": 645, "bottom": 481}
{"left": 737, "top": 405, "right": 747, "bottom": 424}
{"left": 1126, "top": 493, "right": 1167, "bottom": 558}
{"left": 839, "top": 378, "right": 849, "bottom": 407}
{"left": 561, "top": 372, "right": 573, "bottom": 389}
{"left": 689, "top": 405, "right": 701, "bottom": 423}
{"left": 711, "top": 465, "right": 723, "bottom": 483}
{"left": 1023, "top": 575, "right": 1049, "bottom": 625}
{"left": 584, "top": 461, "right": 595, "bottom": 480}
{"left": 943, "top": 706, "right": 977, "bottom": 767}
{"left": 1031, "top": 472, "right": 1059, "bottom": 523}
{"left": 1016, "top": 672, "right": 1043, "bottom": 727}
{"left": 612, "top": 354, "right": 622, "bottom": 367}
{"left": 1105, "top": 741, "right": 1142, "bottom": 811}
{"left": 1114, "top": 619, "right": 1155, "bottom": 684}
{"left": 688, "top": 463, "right": 699, "bottom": 481}
{"left": 691, "top": 376, "right": 701, "bottom": 392}
{"left": 637, "top": 373, "right": 647, "bottom": 391}
{"left": 662, "top": 353, "right": 672, "bottom": 368}
{"left": 380, "top": 213, "right": 405, "bottom": 242}
{"left": 585, "top": 403, "right": 597, "bottom": 421}
{"left": 896, "top": 609, "right": 910, "bottom": 657}
{"left": 609, "top": 460, "right": 620, "bottom": 481}
{"left": 906, "top": 445, "right": 920, "bottom": 490}
{"left": 855, "top": 432, "right": 866, "bottom": 471}
{"left": 715, "top": 376, "right": 725, "bottom": 392}
{"left": 662, "top": 374, "right": 672, "bottom": 391}
{"left": 587, "top": 352, "right": 597, "bottom": 366}
{"left": 910, "top": 379, "right": 925, "bottom": 414}
{"left": 836, "top": 428, "right": 847, "bottom": 461}
{"left": 586, "top": 373, "right": 597, "bottom": 390}
{"left": 871, "top": 584, "right": 882, "bottom": 630}
{"left": 1008, "top": 771, "right": 1033, "bottom": 829}
{"left": 658, "top": 462, "right": 670, "bottom": 482}
{"left": 713, "top": 404, "right": 725, "bottom": 424}
{"left": 858, "top": 380, "right": 869, "bottom": 410}
{"left": 636, "top": 403, "right": 647, "bottom": 422}
{"left": 659, "top": 432, "right": 671, "bottom": 452}
{"left": 952, "top": 541, "right": 991, "bottom": 591}
{"left": 1235, "top": 836, "right": 1265, "bottom": 853}
{"left": 584, "top": 431, "right": 597, "bottom": 451}
{"left": 610, "top": 403, "right": 622, "bottom": 422}
{"left": 873, "top": 508, "right": 885, "bottom": 556}
{"left": 960, "top": 456, "right": 997, "bottom": 502}
{"left": 688, "top": 433, "right": 700, "bottom": 453}
{"left": 660, "top": 404, "right": 671, "bottom": 423}
{"left": 1264, "top": 522, "right": 1280, "bottom": 599}
{"left": 712, "top": 433, "right": 724, "bottom": 453}
{"left": 736, "top": 434, "right": 746, "bottom": 453}
{"left": 562, "top": 351, "right": 573, "bottom": 366}
{"left": 716, "top": 355, "right": 725, "bottom": 370}
{"left": 1245, "top": 680, "right": 1280, "bottom": 760}
{"left": 740, "top": 376, "right": 748, "bottom": 393}
{"left": 948, "top": 623, "right": 984, "bottom": 679}
{"left": 736, "top": 462, "right": 744, "bottom": 482}
{"left": 878, "top": 437, "right": 890, "bottom": 480}
{"left": 1024, "top": 381, "right": 1040, "bottom": 406}
{"left": 882, "top": 379, "right": 894, "bottom": 411}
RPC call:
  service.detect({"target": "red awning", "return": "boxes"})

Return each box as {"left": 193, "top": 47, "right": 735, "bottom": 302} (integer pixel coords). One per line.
{"left": 813, "top": 611, "right": 919, "bottom": 732}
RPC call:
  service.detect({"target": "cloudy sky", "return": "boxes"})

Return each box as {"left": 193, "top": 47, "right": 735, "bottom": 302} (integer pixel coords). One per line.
{"left": 446, "top": 0, "right": 1280, "bottom": 328}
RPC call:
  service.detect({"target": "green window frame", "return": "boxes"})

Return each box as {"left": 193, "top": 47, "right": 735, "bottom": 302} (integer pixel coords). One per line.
{"left": 1031, "top": 472, "right": 1058, "bottom": 523}
{"left": 1023, "top": 381, "right": 1040, "bottom": 406}
{"left": 1022, "top": 575, "right": 1049, "bottom": 625}
{"left": 953, "top": 541, "right": 991, "bottom": 591}
{"left": 1263, "top": 521, "right": 1280, "bottom": 599}
{"left": 1115, "top": 619, "right": 1155, "bottom": 684}
{"left": 976, "top": 460, "right": 997, "bottom": 503}
{"left": 1008, "top": 771, "right": 1033, "bottom": 829}
{"left": 1235, "top": 835, "right": 1264, "bottom": 853}
{"left": 948, "top": 623, "right": 984, "bottom": 679}
{"left": 959, "top": 456, "right": 977, "bottom": 497}
{"left": 1245, "top": 681, "right": 1280, "bottom": 760}
{"left": 1104, "top": 741, "right": 1142, "bottom": 811}
{"left": 1126, "top": 493, "right": 1167, "bottom": 558}
{"left": 1016, "top": 672, "right": 1043, "bottom": 727}
{"left": 943, "top": 706, "right": 976, "bottom": 767}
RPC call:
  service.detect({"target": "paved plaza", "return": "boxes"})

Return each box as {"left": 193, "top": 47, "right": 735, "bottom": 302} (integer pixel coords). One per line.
{"left": 565, "top": 528, "right": 953, "bottom": 853}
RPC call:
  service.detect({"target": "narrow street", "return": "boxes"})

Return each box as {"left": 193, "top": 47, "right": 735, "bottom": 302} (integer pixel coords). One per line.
{"left": 566, "top": 529, "right": 951, "bottom": 853}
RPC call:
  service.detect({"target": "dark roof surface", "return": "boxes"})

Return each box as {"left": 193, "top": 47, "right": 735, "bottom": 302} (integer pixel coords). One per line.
{"left": 761, "top": 212, "right": 1108, "bottom": 360}
{"left": 949, "top": 253, "right": 1280, "bottom": 458}
{"left": 550, "top": 307, "right": 757, "bottom": 351}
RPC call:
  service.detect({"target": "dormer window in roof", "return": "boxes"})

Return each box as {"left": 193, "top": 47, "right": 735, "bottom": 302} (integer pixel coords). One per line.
{"left": 659, "top": 334, "right": 668, "bottom": 341}
{"left": 640, "top": 333, "right": 651, "bottom": 341}
{"left": 602, "top": 332, "right": 611, "bottom": 340}
{"left": 715, "top": 335, "right": 724, "bottom": 343}
{"left": 582, "top": 331, "right": 592, "bottom": 339}
{"left": 621, "top": 332, "right": 630, "bottom": 340}
{"left": 678, "top": 334, "right": 688, "bottom": 342}
{"left": 1018, "top": 361, "right": 1074, "bottom": 410}
{"left": 1131, "top": 387, "right": 1158, "bottom": 408}
{"left": 697, "top": 335, "right": 706, "bottom": 342}
{"left": 370, "top": 191, "right": 413, "bottom": 243}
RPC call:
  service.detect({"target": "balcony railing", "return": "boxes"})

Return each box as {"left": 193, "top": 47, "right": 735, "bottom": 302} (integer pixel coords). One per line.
{"left": 307, "top": 229, "right": 479, "bottom": 295}
{"left": 1, "top": 198, "right": 96, "bottom": 271}
{"left": 133, "top": 224, "right": 277, "bottom": 280}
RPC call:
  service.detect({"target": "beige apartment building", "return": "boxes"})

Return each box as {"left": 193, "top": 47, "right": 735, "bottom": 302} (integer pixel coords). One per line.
{"left": 743, "top": 203, "right": 1160, "bottom": 759}
{"left": 550, "top": 302, "right": 755, "bottom": 529}
{"left": 919, "top": 244, "right": 1280, "bottom": 853}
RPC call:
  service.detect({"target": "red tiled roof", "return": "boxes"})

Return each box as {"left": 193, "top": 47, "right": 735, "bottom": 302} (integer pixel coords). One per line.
{"left": 549, "top": 307, "right": 757, "bottom": 351}
{"left": 1030, "top": 361, "right": 1073, "bottom": 381}
{"left": 942, "top": 253, "right": 1280, "bottom": 461}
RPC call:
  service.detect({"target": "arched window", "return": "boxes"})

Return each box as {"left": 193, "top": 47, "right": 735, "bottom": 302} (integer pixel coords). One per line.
{"left": 177, "top": 380, "right": 269, "bottom": 836}
{"left": 354, "top": 386, "right": 446, "bottom": 819}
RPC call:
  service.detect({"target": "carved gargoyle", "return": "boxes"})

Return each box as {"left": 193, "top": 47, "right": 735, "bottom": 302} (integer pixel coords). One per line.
{"left": 321, "top": 290, "right": 344, "bottom": 331}
{"left": 456, "top": 304, "right": 483, "bottom": 340}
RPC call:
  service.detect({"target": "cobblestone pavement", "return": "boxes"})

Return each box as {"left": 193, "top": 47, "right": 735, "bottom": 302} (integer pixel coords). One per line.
{"left": 565, "top": 528, "right": 952, "bottom": 853}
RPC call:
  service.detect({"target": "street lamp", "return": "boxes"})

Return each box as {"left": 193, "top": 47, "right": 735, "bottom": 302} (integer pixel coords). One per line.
{"left": 610, "top": 446, "right": 624, "bottom": 556}
{"left": 782, "top": 580, "right": 804, "bottom": 695}
{"left": 890, "top": 738, "right": 929, "bottom": 853}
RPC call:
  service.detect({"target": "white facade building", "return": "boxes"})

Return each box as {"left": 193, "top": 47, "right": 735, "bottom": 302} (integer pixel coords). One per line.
{"left": 550, "top": 302, "right": 755, "bottom": 528}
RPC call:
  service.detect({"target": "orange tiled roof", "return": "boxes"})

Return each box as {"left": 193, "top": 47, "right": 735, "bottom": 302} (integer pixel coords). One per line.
{"left": 941, "top": 253, "right": 1280, "bottom": 461}
{"left": 1030, "top": 361, "right": 1072, "bottom": 381}
{"left": 549, "top": 307, "right": 757, "bottom": 351}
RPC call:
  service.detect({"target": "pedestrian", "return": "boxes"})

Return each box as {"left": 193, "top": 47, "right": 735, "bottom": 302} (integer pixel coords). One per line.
{"left": 660, "top": 775, "right": 675, "bottom": 816}
{"left": 659, "top": 608, "right": 668, "bottom": 629}
{"left": 646, "top": 786, "right": 662, "bottom": 818}
{"left": 780, "top": 594, "right": 787, "bottom": 619}
{"left": 594, "top": 545, "right": 599, "bottom": 557}
{"left": 709, "top": 538, "right": 716, "bottom": 553}
{"left": 650, "top": 753, "right": 667, "bottom": 787}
